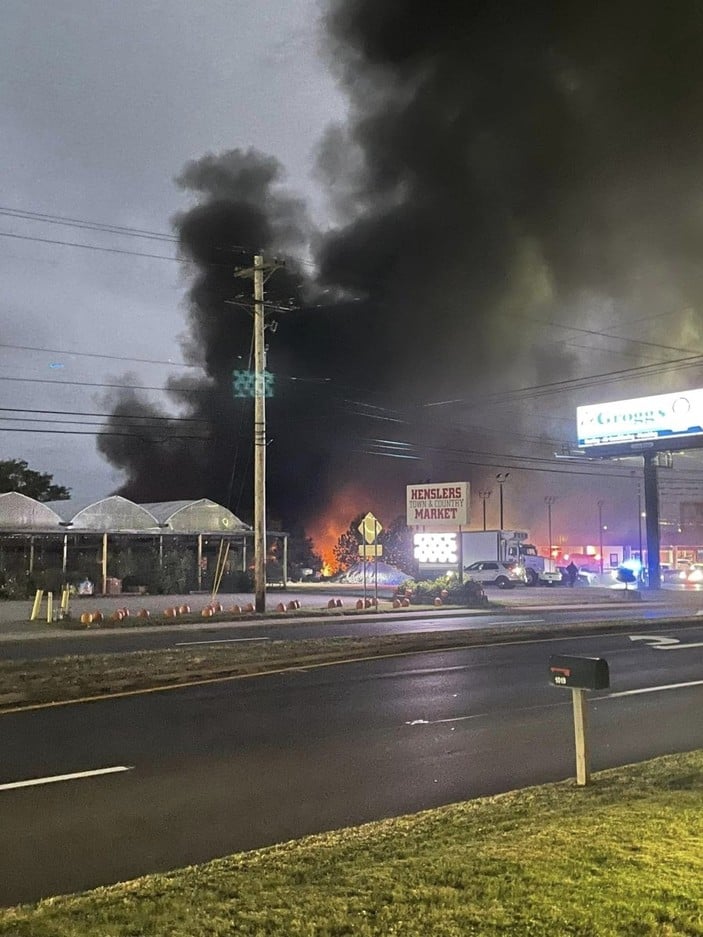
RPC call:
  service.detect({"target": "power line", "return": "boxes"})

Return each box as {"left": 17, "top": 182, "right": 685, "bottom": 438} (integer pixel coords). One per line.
{"left": 0, "top": 406, "right": 209, "bottom": 423}
{"left": 0, "top": 375, "right": 212, "bottom": 393}
{"left": 0, "top": 341, "right": 199, "bottom": 370}
{"left": 0, "top": 426, "right": 210, "bottom": 440}
{"left": 0, "top": 203, "right": 317, "bottom": 268}
{"left": 425, "top": 352, "right": 703, "bottom": 409}
{"left": 0, "top": 206, "right": 178, "bottom": 243}
{"left": 0, "top": 230, "right": 181, "bottom": 262}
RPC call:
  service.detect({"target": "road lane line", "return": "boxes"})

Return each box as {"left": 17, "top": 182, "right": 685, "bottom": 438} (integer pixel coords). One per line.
{"left": 0, "top": 765, "right": 134, "bottom": 791}
{"left": 174, "top": 637, "right": 270, "bottom": 647}
{"left": 3, "top": 626, "right": 699, "bottom": 716}
{"left": 606, "top": 679, "right": 703, "bottom": 698}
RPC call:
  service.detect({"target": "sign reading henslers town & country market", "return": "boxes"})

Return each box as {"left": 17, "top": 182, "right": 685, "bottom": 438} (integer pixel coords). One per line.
{"left": 406, "top": 482, "right": 470, "bottom": 528}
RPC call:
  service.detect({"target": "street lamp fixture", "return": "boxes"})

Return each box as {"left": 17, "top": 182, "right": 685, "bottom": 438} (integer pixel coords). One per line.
{"left": 478, "top": 490, "right": 492, "bottom": 531}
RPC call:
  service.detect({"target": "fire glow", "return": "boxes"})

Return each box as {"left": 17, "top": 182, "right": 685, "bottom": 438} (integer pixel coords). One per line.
{"left": 307, "top": 484, "right": 383, "bottom": 573}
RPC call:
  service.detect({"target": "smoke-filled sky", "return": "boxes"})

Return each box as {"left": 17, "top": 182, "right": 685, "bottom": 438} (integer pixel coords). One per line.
{"left": 4, "top": 0, "right": 703, "bottom": 551}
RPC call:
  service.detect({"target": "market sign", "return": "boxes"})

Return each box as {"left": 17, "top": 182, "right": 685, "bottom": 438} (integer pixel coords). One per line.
{"left": 406, "top": 482, "right": 469, "bottom": 528}
{"left": 577, "top": 388, "right": 703, "bottom": 452}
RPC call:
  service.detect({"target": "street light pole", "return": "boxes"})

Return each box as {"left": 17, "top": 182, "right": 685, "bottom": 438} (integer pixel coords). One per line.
{"left": 478, "top": 490, "right": 492, "bottom": 531}
{"left": 597, "top": 500, "right": 605, "bottom": 575}
{"left": 496, "top": 473, "right": 510, "bottom": 529}
{"left": 545, "top": 496, "right": 557, "bottom": 560}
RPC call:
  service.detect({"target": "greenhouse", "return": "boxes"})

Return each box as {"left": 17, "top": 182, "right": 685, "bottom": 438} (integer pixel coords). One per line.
{"left": 0, "top": 493, "right": 288, "bottom": 597}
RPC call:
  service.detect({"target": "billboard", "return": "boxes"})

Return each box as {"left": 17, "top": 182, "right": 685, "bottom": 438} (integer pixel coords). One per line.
{"left": 406, "top": 482, "right": 470, "bottom": 528}
{"left": 577, "top": 388, "right": 703, "bottom": 454}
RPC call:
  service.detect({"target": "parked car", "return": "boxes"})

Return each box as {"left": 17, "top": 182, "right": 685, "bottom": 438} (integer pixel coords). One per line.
{"left": 464, "top": 560, "right": 528, "bottom": 589}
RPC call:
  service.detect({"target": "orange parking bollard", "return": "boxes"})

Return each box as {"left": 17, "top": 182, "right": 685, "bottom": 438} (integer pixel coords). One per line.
{"left": 401, "top": 597, "right": 410, "bottom": 607}
{"left": 92, "top": 611, "right": 103, "bottom": 623}
{"left": 138, "top": 609, "right": 150, "bottom": 618}
{"left": 327, "top": 599, "right": 337, "bottom": 609}
{"left": 356, "top": 599, "right": 364, "bottom": 610}
{"left": 229, "top": 604, "right": 242, "bottom": 614}
{"left": 178, "top": 604, "right": 190, "bottom": 615}
{"left": 434, "top": 597, "right": 443, "bottom": 606}
{"left": 201, "top": 606, "right": 214, "bottom": 617}
{"left": 80, "top": 612, "right": 93, "bottom": 626}
{"left": 112, "top": 610, "right": 124, "bottom": 621}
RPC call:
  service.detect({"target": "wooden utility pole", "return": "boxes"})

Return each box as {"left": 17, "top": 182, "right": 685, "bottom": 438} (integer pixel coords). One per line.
{"left": 235, "top": 252, "right": 283, "bottom": 613}
{"left": 252, "top": 254, "right": 267, "bottom": 613}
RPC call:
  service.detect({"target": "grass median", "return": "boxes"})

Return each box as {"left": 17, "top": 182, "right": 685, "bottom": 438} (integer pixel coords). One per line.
{"left": 0, "top": 627, "right": 528, "bottom": 710}
{"left": 0, "top": 614, "right": 691, "bottom": 711}
{"left": 1, "top": 750, "right": 701, "bottom": 936}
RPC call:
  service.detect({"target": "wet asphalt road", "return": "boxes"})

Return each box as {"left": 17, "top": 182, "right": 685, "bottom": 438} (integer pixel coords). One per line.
{"left": 1, "top": 619, "right": 702, "bottom": 905}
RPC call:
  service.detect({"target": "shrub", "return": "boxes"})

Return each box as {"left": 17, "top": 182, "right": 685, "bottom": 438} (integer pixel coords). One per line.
{"left": 402, "top": 574, "right": 487, "bottom": 607}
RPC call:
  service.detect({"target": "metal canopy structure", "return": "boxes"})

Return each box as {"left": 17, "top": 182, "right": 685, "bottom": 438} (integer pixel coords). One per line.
{"left": 0, "top": 494, "right": 287, "bottom": 595}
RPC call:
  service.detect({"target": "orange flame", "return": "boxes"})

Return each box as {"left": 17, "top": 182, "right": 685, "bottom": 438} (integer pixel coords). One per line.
{"left": 307, "top": 483, "right": 387, "bottom": 573}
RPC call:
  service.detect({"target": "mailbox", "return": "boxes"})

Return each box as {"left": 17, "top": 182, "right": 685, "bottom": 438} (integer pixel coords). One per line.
{"left": 549, "top": 655, "right": 609, "bottom": 690}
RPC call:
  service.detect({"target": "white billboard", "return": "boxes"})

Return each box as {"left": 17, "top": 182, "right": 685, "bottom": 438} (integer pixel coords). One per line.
{"left": 577, "top": 388, "right": 703, "bottom": 449}
{"left": 406, "top": 482, "right": 470, "bottom": 528}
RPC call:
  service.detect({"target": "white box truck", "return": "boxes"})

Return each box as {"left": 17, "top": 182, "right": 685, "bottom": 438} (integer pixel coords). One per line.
{"left": 461, "top": 530, "right": 562, "bottom": 586}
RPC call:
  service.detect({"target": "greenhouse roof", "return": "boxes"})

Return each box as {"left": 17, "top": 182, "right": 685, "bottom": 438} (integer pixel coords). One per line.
{"left": 140, "top": 499, "right": 250, "bottom": 533}
{"left": 44, "top": 496, "right": 160, "bottom": 532}
{"left": 0, "top": 492, "right": 63, "bottom": 530}
{"left": 0, "top": 493, "right": 253, "bottom": 535}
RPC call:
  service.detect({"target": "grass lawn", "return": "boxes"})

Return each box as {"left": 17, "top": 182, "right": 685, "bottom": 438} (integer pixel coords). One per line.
{"left": 0, "top": 751, "right": 701, "bottom": 936}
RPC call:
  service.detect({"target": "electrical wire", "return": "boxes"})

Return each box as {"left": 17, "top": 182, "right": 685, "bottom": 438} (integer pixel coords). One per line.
{"left": 0, "top": 342, "right": 199, "bottom": 369}
{"left": 0, "top": 406, "right": 209, "bottom": 423}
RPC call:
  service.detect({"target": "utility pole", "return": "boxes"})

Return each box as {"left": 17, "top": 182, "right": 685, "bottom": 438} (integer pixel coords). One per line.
{"left": 234, "top": 252, "right": 281, "bottom": 613}
{"left": 252, "top": 254, "right": 266, "bottom": 613}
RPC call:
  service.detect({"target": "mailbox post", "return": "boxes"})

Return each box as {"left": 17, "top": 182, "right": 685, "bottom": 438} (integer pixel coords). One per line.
{"left": 549, "top": 655, "right": 609, "bottom": 786}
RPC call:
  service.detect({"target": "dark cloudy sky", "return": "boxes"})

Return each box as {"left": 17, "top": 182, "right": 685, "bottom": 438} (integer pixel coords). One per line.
{"left": 3, "top": 0, "right": 703, "bottom": 549}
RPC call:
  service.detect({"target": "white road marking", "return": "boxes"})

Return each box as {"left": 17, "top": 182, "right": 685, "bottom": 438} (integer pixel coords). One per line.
{"left": 175, "top": 637, "right": 270, "bottom": 647}
{"left": 629, "top": 634, "right": 703, "bottom": 650}
{"left": 606, "top": 679, "right": 703, "bottom": 698}
{"left": 0, "top": 765, "right": 134, "bottom": 791}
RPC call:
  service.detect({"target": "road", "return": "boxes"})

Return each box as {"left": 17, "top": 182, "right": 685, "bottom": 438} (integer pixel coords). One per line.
{"left": 1, "top": 621, "right": 702, "bottom": 905}
{"left": 2, "top": 594, "right": 703, "bottom": 660}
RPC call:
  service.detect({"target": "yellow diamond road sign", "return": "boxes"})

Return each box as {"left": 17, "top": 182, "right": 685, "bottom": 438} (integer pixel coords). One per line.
{"left": 358, "top": 512, "right": 382, "bottom": 543}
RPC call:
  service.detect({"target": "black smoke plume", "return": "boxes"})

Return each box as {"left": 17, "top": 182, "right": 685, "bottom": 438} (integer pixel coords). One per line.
{"left": 100, "top": 2, "right": 703, "bottom": 538}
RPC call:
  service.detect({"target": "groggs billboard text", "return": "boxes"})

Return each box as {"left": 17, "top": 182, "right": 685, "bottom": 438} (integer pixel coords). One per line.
{"left": 406, "top": 482, "right": 470, "bottom": 529}
{"left": 577, "top": 388, "right": 703, "bottom": 454}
